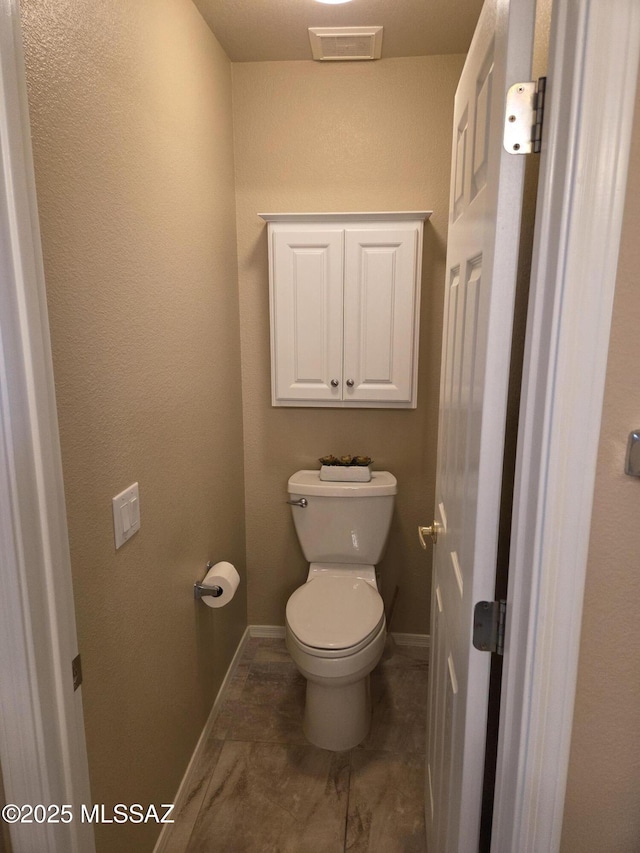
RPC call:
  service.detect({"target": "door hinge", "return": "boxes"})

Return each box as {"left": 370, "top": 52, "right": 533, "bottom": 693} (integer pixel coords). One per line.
{"left": 503, "top": 77, "right": 546, "bottom": 154}
{"left": 72, "top": 653, "right": 83, "bottom": 691}
{"left": 473, "top": 600, "right": 506, "bottom": 656}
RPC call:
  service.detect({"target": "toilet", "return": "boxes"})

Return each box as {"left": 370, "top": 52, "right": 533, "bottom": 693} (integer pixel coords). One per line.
{"left": 285, "top": 469, "right": 397, "bottom": 751}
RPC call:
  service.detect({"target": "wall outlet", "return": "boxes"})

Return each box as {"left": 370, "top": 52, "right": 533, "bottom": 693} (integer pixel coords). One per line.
{"left": 112, "top": 482, "right": 140, "bottom": 549}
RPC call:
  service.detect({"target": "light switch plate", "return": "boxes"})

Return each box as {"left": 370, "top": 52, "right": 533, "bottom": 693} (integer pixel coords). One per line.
{"left": 112, "top": 482, "right": 141, "bottom": 549}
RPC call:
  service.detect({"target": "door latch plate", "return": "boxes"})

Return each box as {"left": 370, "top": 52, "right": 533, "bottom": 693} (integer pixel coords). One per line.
{"left": 72, "top": 653, "right": 83, "bottom": 691}
{"left": 625, "top": 429, "right": 640, "bottom": 476}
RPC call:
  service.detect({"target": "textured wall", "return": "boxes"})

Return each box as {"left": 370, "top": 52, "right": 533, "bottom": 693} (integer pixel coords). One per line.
{"left": 20, "top": 2, "right": 246, "bottom": 851}
{"left": 232, "top": 56, "right": 464, "bottom": 633}
{"left": 561, "top": 70, "right": 640, "bottom": 852}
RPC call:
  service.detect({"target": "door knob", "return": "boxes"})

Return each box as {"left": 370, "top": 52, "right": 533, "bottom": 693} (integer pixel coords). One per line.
{"left": 330, "top": 379, "right": 339, "bottom": 388}
{"left": 418, "top": 522, "right": 440, "bottom": 548}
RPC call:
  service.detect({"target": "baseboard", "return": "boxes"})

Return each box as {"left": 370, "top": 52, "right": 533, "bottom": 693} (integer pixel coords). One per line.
{"left": 248, "top": 624, "right": 429, "bottom": 647}
{"left": 248, "top": 624, "right": 286, "bottom": 639}
{"left": 152, "top": 626, "right": 251, "bottom": 853}
{"left": 391, "top": 632, "right": 430, "bottom": 647}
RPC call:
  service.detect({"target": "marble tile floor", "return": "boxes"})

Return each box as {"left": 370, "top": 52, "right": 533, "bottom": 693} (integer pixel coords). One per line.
{"left": 163, "top": 636, "right": 429, "bottom": 853}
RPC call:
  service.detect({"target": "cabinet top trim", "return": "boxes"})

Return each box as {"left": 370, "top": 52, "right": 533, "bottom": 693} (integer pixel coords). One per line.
{"left": 258, "top": 211, "right": 432, "bottom": 223}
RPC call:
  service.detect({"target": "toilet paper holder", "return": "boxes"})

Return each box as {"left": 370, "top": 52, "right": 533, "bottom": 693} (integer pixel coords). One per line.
{"left": 194, "top": 561, "right": 223, "bottom": 600}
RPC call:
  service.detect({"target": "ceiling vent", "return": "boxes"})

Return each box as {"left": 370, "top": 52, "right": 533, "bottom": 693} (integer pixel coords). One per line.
{"left": 308, "top": 27, "right": 383, "bottom": 61}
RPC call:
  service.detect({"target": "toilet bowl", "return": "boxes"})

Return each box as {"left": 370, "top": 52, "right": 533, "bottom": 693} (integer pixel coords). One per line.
{"left": 286, "top": 572, "right": 387, "bottom": 751}
{"left": 285, "top": 470, "right": 397, "bottom": 751}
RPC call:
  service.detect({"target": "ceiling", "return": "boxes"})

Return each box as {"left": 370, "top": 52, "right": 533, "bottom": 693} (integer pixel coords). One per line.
{"left": 193, "top": 0, "right": 484, "bottom": 63}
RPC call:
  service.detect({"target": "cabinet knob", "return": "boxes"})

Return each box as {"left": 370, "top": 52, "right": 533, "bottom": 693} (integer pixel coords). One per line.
{"left": 346, "top": 379, "right": 355, "bottom": 387}
{"left": 330, "top": 379, "right": 339, "bottom": 388}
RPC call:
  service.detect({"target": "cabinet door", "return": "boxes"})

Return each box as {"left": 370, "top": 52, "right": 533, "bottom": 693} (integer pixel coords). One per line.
{"left": 343, "top": 226, "right": 420, "bottom": 404}
{"left": 270, "top": 228, "right": 344, "bottom": 403}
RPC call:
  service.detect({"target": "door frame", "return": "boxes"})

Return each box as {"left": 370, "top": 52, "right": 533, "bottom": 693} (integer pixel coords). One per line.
{"left": 0, "top": 1, "right": 94, "bottom": 850}
{"left": 492, "top": 0, "right": 640, "bottom": 850}
{"left": 0, "top": 1, "right": 638, "bottom": 852}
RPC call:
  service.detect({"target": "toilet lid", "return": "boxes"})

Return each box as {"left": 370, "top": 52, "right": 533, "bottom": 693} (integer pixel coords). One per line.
{"left": 286, "top": 576, "right": 385, "bottom": 650}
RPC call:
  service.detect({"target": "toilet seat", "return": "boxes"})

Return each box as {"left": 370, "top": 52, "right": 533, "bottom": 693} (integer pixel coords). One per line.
{"left": 286, "top": 575, "right": 385, "bottom": 654}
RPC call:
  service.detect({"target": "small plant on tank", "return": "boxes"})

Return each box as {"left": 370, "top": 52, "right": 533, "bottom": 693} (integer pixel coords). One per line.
{"left": 318, "top": 455, "right": 373, "bottom": 467}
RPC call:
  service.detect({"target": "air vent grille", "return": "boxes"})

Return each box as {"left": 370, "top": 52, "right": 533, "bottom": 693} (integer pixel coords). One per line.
{"left": 308, "top": 27, "right": 383, "bottom": 61}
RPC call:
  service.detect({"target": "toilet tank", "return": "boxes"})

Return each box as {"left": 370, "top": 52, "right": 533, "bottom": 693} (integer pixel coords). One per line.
{"left": 287, "top": 470, "right": 397, "bottom": 565}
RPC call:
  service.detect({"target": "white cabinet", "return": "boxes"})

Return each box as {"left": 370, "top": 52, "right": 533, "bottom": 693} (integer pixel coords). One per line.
{"left": 260, "top": 212, "right": 431, "bottom": 408}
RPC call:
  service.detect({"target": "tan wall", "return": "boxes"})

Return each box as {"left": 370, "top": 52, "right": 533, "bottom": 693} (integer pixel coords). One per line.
{"left": 232, "top": 56, "right": 464, "bottom": 633}
{"left": 20, "top": 2, "right": 246, "bottom": 851}
{"left": 561, "top": 71, "right": 640, "bottom": 852}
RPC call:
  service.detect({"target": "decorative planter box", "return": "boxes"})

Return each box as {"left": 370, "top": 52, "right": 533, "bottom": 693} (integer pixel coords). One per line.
{"left": 319, "top": 465, "right": 372, "bottom": 482}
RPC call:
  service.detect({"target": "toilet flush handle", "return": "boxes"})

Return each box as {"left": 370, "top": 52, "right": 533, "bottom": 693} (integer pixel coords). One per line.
{"left": 287, "top": 498, "right": 308, "bottom": 508}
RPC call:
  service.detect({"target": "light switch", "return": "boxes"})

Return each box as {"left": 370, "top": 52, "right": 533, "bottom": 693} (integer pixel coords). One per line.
{"left": 130, "top": 495, "right": 140, "bottom": 526}
{"left": 112, "top": 482, "right": 141, "bottom": 549}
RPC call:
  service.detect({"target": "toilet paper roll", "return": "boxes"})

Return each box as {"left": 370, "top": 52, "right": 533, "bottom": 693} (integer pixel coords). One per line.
{"left": 201, "top": 561, "right": 240, "bottom": 608}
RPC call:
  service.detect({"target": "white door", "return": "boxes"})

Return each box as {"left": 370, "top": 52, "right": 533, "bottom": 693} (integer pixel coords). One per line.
{"left": 425, "top": 0, "right": 535, "bottom": 850}
{"left": 343, "top": 225, "right": 420, "bottom": 404}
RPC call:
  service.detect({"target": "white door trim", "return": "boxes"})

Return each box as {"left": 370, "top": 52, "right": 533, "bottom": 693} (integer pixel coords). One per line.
{"left": 492, "top": 0, "right": 640, "bottom": 850}
{"left": 0, "top": 1, "right": 95, "bottom": 851}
